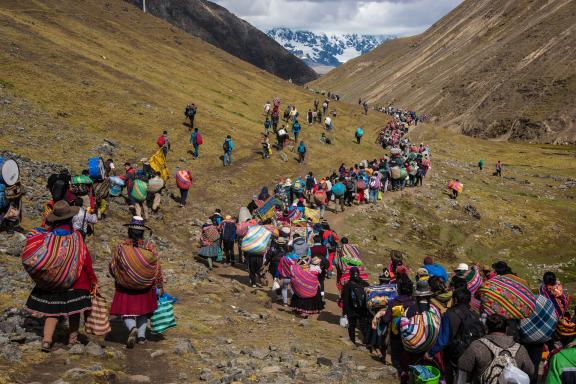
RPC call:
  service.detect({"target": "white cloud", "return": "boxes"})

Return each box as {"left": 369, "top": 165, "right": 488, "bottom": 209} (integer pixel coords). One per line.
{"left": 212, "top": 0, "right": 463, "bottom": 36}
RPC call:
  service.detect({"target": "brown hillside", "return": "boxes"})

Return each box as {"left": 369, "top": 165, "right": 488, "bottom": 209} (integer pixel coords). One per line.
{"left": 312, "top": 0, "right": 576, "bottom": 144}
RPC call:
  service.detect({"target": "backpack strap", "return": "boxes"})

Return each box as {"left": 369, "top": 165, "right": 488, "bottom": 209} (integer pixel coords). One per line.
{"left": 478, "top": 338, "right": 504, "bottom": 358}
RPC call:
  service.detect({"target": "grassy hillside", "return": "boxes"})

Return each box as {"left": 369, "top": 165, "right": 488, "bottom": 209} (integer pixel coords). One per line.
{"left": 0, "top": 0, "right": 383, "bottom": 208}
{"left": 312, "top": 0, "right": 576, "bottom": 144}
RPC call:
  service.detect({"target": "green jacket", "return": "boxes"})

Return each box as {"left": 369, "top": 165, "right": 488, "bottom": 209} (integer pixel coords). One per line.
{"left": 546, "top": 346, "right": 576, "bottom": 384}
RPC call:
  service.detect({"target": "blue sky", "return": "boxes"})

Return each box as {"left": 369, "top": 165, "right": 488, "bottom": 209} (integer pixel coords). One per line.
{"left": 212, "top": 0, "right": 464, "bottom": 36}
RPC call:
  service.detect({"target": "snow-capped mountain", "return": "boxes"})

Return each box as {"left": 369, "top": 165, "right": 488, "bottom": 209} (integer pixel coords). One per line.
{"left": 267, "top": 28, "right": 394, "bottom": 71}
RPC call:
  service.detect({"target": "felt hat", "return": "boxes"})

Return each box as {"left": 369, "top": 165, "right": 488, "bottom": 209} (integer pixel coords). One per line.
{"left": 455, "top": 263, "right": 469, "bottom": 272}
{"left": 276, "top": 237, "right": 287, "bottom": 245}
{"left": 280, "top": 226, "right": 291, "bottom": 235}
{"left": 46, "top": 200, "right": 80, "bottom": 223}
{"left": 123, "top": 216, "right": 151, "bottom": 231}
{"left": 225, "top": 215, "right": 232, "bottom": 220}
{"left": 284, "top": 178, "right": 292, "bottom": 187}
{"left": 414, "top": 280, "right": 433, "bottom": 297}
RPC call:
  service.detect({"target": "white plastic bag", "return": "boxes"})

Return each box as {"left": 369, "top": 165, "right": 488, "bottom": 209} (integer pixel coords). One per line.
{"left": 272, "top": 279, "right": 281, "bottom": 290}
{"left": 498, "top": 364, "right": 530, "bottom": 384}
{"left": 339, "top": 316, "right": 349, "bottom": 328}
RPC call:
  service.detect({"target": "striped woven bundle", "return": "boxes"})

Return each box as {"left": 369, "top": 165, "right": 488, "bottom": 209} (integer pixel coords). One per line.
{"left": 279, "top": 256, "right": 296, "bottom": 278}
{"left": 340, "top": 244, "right": 363, "bottom": 267}
{"left": 175, "top": 170, "right": 191, "bottom": 190}
{"left": 201, "top": 225, "right": 220, "bottom": 246}
{"left": 479, "top": 275, "right": 536, "bottom": 319}
{"left": 464, "top": 265, "right": 482, "bottom": 294}
{"left": 85, "top": 291, "right": 111, "bottom": 336}
{"left": 109, "top": 241, "right": 158, "bottom": 290}
{"left": 256, "top": 197, "right": 282, "bottom": 221}
{"left": 151, "top": 295, "right": 176, "bottom": 334}
{"left": 470, "top": 296, "right": 481, "bottom": 316}
{"left": 131, "top": 179, "right": 148, "bottom": 202}
{"left": 22, "top": 229, "right": 87, "bottom": 290}
{"left": 338, "top": 266, "right": 369, "bottom": 291}
{"left": 72, "top": 175, "right": 93, "bottom": 185}
{"left": 519, "top": 294, "right": 558, "bottom": 344}
{"left": 399, "top": 310, "right": 441, "bottom": 353}
{"left": 241, "top": 226, "right": 271, "bottom": 255}
{"left": 286, "top": 207, "right": 302, "bottom": 220}
{"left": 290, "top": 264, "right": 319, "bottom": 299}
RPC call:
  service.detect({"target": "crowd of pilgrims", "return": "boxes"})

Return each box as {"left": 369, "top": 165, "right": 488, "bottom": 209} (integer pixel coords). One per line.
{"left": 10, "top": 95, "right": 575, "bottom": 384}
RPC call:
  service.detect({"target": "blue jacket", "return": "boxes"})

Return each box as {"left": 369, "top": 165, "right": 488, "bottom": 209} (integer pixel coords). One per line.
{"left": 356, "top": 127, "right": 364, "bottom": 136}
{"left": 190, "top": 131, "right": 198, "bottom": 145}
{"left": 224, "top": 138, "right": 233, "bottom": 152}
{"left": 297, "top": 143, "right": 306, "bottom": 154}
{"left": 424, "top": 263, "right": 449, "bottom": 282}
{"left": 292, "top": 122, "right": 301, "bottom": 133}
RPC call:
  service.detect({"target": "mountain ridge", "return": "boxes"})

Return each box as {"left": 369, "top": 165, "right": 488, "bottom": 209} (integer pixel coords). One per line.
{"left": 312, "top": 0, "right": 576, "bottom": 144}
{"left": 126, "top": 0, "right": 318, "bottom": 84}
{"left": 267, "top": 28, "right": 393, "bottom": 70}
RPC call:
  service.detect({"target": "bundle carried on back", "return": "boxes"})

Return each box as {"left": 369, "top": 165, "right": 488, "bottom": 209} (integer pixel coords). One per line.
{"left": 339, "top": 244, "right": 363, "bottom": 267}
{"left": 478, "top": 275, "right": 536, "bottom": 319}
{"left": 290, "top": 264, "right": 319, "bottom": 299}
{"left": 241, "top": 225, "right": 271, "bottom": 255}
{"left": 22, "top": 229, "right": 87, "bottom": 290}
{"left": 110, "top": 240, "right": 159, "bottom": 290}
{"left": 365, "top": 284, "right": 398, "bottom": 310}
{"left": 131, "top": 179, "right": 148, "bottom": 202}
{"left": 399, "top": 308, "right": 441, "bottom": 353}
{"left": 519, "top": 294, "right": 558, "bottom": 344}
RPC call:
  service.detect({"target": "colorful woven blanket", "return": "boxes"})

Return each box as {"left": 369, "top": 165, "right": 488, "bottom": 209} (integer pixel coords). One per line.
{"left": 290, "top": 264, "right": 319, "bottom": 299}
{"left": 110, "top": 241, "right": 158, "bottom": 290}
{"left": 22, "top": 229, "right": 87, "bottom": 290}
{"left": 479, "top": 275, "right": 536, "bottom": 319}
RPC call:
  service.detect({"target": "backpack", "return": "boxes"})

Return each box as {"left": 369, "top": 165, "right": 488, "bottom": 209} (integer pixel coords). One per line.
{"left": 221, "top": 221, "right": 237, "bottom": 242}
{"left": 195, "top": 133, "right": 203, "bottom": 145}
{"left": 306, "top": 176, "right": 315, "bottom": 190}
{"left": 479, "top": 338, "right": 521, "bottom": 384}
{"left": 223, "top": 140, "right": 230, "bottom": 152}
{"left": 157, "top": 135, "right": 166, "bottom": 147}
{"left": 369, "top": 176, "right": 381, "bottom": 189}
{"left": 447, "top": 307, "right": 486, "bottom": 364}
{"left": 350, "top": 284, "right": 367, "bottom": 310}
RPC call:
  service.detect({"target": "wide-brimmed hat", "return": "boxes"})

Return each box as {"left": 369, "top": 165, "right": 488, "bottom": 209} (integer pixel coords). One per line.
{"left": 284, "top": 178, "right": 292, "bottom": 187}
{"left": 297, "top": 256, "right": 310, "bottom": 266}
{"left": 455, "top": 263, "right": 469, "bottom": 272}
{"left": 46, "top": 200, "right": 80, "bottom": 223}
{"left": 225, "top": 215, "right": 232, "bottom": 220}
{"left": 123, "top": 216, "right": 151, "bottom": 231}
{"left": 414, "top": 280, "right": 433, "bottom": 297}
{"left": 280, "top": 226, "right": 291, "bottom": 235}
{"left": 276, "top": 237, "right": 287, "bottom": 245}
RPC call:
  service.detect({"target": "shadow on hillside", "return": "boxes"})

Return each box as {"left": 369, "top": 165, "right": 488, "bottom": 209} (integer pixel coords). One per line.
{"left": 316, "top": 311, "right": 340, "bottom": 325}
{"left": 105, "top": 317, "right": 165, "bottom": 345}
{"left": 220, "top": 273, "right": 251, "bottom": 286}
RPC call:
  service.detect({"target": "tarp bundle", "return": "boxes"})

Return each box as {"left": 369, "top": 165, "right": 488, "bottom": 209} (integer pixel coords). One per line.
{"left": 22, "top": 229, "right": 87, "bottom": 290}
{"left": 149, "top": 149, "right": 170, "bottom": 181}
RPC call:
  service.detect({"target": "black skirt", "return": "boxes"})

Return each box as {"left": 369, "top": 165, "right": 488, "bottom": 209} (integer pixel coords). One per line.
{"left": 25, "top": 286, "right": 92, "bottom": 317}
{"left": 291, "top": 290, "right": 325, "bottom": 315}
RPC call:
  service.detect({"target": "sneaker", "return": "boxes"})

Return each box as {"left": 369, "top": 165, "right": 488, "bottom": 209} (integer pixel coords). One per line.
{"left": 126, "top": 327, "right": 137, "bottom": 349}
{"left": 137, "top": 337, "right": 147, "bottom": 345}
{"left": 252, "top": 284, "right": 257, "bottom": 288}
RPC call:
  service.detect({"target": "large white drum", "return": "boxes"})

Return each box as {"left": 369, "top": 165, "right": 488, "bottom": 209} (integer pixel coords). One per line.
{"left": 0, "top": 158, "right": 19, "bottom": 186}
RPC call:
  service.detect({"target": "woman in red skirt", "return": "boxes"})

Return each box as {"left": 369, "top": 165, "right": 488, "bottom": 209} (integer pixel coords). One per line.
{"left": 110, "top": 216, "right": 163, "bottom": 348}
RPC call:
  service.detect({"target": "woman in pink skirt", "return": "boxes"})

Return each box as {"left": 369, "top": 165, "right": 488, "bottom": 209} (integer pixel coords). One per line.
{"left": 110, "top": 216, "right": 163, "bottom": 348}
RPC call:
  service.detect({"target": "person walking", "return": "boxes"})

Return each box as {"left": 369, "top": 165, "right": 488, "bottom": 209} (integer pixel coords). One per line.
{"left": 157, "top": 131, "right": 170, "bottom": 158}
{"left": 223, "top": 135, "right": 234, "bottom": 166}
{"left": 185, "top": 103, "right": 197, "bottom": 129}
{"left": 478, "top": 159, "right": 484, "bottom": 171}
{"left": 292, "top": 120, "right": 301, "bottom": 143}
{"left": 110, "top": 217, "right": 163, "bottom": 348}
{"left": 190, "top": 128, "right": 202, "bottom": 159}
{"left": 24, "top": 201, "right": 97, "bottom": 352}
{"left": 175, "top": 169, "right": 192, "bottom": 207}
{"left": 297, "top": 141, "right": 306, "bottom": 163}
{"left": 220, "top": 215, "right": 237, "bottom": 265}
{"left": 458, "top": 314, "right": 534, "bottom": 383}
{"left": 355, "top": 127, "right": 364, "bottom": 144}
{"left": 495, "top": 160, "right": 502, "bottom": 176}
{"left": 342, "top": 267, "right": 370, "bottom": 346}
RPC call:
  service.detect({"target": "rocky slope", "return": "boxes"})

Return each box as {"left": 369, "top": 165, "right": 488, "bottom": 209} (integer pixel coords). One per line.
{"left": 126, "top": 0, "right": 318, "bottom": 84}
{"left": 312, "top": 0, "right": 576, "bottom": 144}
{"left": 267, "top": 28, "right": 393, "bottom": 70}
